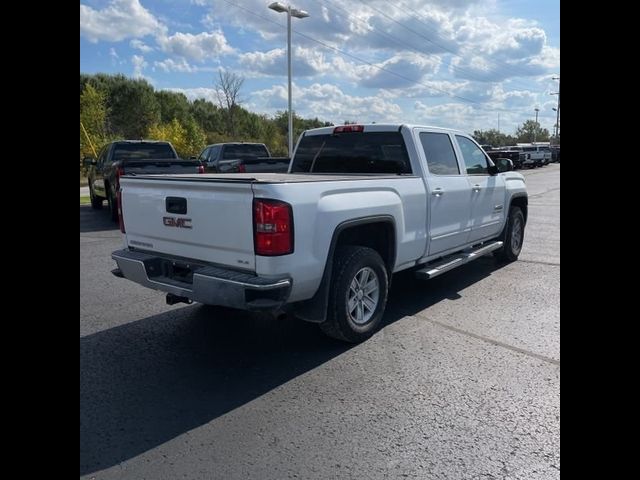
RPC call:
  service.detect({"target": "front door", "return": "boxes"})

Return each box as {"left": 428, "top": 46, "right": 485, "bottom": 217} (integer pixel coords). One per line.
{"left": 417, "top": 131, "right": 473, "bottom": 256}
{"left": 455, "top": 135, "right": 506, "bottom": 242}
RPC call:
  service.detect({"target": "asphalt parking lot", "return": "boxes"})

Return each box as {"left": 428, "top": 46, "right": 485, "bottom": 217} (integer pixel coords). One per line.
{"left": 80, "top": 164, "right": 560, "bottom": 479}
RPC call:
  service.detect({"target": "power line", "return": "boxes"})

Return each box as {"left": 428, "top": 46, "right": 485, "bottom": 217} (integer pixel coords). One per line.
{"left": 389, "top": 0, "right": 537, "bottom": 79}
{"left": 314, "top": 0, "right": 533, "bottom": 90}
{"left": 220, "top": 0, "right": 514, "bottom": 114}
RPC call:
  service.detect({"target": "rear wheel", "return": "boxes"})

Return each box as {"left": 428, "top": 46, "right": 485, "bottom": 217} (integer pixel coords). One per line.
{"left": 107, "top": 185, "right": 118, "bottom": 222}
{"left": 320, "top": 246, "right": 389, "bottom": 343}
{"left": 494, "top": 206, "right": 525, "bottom": 262}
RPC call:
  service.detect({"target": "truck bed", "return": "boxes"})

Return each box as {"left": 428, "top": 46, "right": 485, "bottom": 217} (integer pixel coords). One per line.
{"left": 125, "top": 172, "right": 418, "bottom": 183}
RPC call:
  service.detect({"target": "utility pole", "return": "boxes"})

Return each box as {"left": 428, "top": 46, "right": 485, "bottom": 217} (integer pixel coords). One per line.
{"left": 534, "top": 108, "right": 539, "bottom": 143}
{"left": 551, "top": 76, "right": 560, "bottom": 143}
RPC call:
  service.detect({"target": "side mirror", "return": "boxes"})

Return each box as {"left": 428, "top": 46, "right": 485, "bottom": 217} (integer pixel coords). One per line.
{"left": 494, "top": 158, "right": 514, "bottom": 173}
{"left": 83, "top": 157, "right": 96, "bottom": 167}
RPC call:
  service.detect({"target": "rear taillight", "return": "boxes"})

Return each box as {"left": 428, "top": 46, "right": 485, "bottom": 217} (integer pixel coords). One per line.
{"left": 253, "top": 199, "right": 293, "bottom": 256}
{"left": 238, "top": 163, "right": 246, "bottom": 173}
{"left": 117, "top": 189, "right": 125, "bottom": 233}
{"left": 116, "top": 166, "right": 125, "bottom": 188}
{"left": 197, "top": 164, "right": 205, "bottom": 173}
{"left": 333, "top": 125, "right": 364, "bottom": 133}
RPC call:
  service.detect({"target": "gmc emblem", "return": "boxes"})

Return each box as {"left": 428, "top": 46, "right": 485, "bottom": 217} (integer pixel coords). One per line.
{"left": 163, "top": 217, "right": 192, "bottom": 229}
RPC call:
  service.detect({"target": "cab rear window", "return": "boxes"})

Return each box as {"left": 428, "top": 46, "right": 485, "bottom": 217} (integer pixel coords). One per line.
{"left": 290, "top": 132, "right": 411, "bottom": 174}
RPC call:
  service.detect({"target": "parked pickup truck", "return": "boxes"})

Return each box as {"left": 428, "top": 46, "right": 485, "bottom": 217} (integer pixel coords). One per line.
{"left": 518, "top": 144, "right": 546, "bottom": 168}
{"left": 197, "top": 142, "right": 290, "bottom": 174}
{"left": 487, "top": 148, "right": 525, "bottom": 169}
{"left": 112, "top": 124, "right": 528, "bottom": 343}
{"left": 84, "top": 140, "right": 204, "bottom": 221}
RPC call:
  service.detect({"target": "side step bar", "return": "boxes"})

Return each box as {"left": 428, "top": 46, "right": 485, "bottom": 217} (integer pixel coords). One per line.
{"left": 415, "top": 241, "right": 503, "bottom": 280}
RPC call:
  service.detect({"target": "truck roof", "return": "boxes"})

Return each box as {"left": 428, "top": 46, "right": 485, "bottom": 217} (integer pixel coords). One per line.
{"left": 111, "top": 140, "right": 172, "bottom": 145}
{"left": 206, "top": 142, "right": 266, "bottom": 147}
{"left": 303, "top": 123, "right": 469, "bottom": 136}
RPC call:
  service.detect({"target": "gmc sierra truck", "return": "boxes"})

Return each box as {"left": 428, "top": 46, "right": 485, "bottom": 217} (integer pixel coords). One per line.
{"left": 111, "top": 124, "right": 528, "bottom": 343}
{"left": 84, "top": 140, "right": 204, "bottom": 221}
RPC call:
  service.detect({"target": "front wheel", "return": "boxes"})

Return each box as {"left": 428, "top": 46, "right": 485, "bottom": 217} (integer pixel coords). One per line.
{"left": 320, "top": 246, "right": 389, "bottom": 343}
{"left": 89, "top": 183, "right": 103, "bottom": 210}
{"left": 494, "top": 206, "right": 525, "bottom": 262}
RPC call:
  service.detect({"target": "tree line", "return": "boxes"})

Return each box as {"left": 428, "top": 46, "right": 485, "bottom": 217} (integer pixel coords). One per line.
{"left": 472, "top": 120, "right": 555, "bottom": 148}
{"left": 80, "top": 72, "right": 557, "bottom": 172}
{"left": 79, "top": 72, "right": 331, "bottom": 169}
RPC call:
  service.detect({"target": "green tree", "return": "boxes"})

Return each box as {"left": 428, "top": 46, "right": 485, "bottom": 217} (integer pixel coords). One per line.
{"left": 190, "top": 98, "right": 224, "bottom": 133}
{"left": 147, "top": 118, "right": 206, "bottom": 158}
{"left": 515, "top": 120, "right": 550, "bottom": 143}
{"left": 156, "top": 90, "right": 191, "bottom": 124}
{"left": 80, "top": 83, "right": 108, "bottom": 166}
{"left": 147, "top": 119, "right": 187, "bottom": 156}
{"left": 182, "top": 117, "right": 207, "bottom": 157}
{"left": 108, "top": 77, "right": 161, "bottom": 138}
{"left": 472, "top": 129, "right": 517, "bottom": 147}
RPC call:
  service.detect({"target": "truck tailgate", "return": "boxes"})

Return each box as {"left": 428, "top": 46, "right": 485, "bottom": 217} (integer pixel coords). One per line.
{"left": 120, "top": 177, "right": 256, "bottom": 270}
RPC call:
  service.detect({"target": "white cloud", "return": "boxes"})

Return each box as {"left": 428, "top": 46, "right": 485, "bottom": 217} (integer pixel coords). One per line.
{"left": 358, "top": 52, "right": 441, "bottom": 89}
{"left": 80, "top": 0, "right": 165, "bottom": 42}
{"left": 157, "top": 30, "right": 234, "bottom": 62}
{"left": 249, "top": 83, "right": 403, "bottom": 123}
{"left": 109, "top": 48, "right": 119, "bottom": 59}
{"left": 131, "top": 54, "right": 148, "bottom": 79}
{"left": 130, "top": 39, "right": 153, "bottom": 53}
{"left": 450, "top": 16, "right": 557, "bottom": 81}
{"left": 239, "top": 47, "right": 332, "bottom": 77}
{"left": 154, "top": 58, "right": 197, "bottom": 73}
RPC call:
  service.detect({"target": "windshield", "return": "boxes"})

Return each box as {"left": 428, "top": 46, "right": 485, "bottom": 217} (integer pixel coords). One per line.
{"left": 291, "top": 131, "right": 411, "bottom": 174}
{"left": 222, "top": 144, "right": 269, "bottom": 159}
{"left": 112, "top": 143, "right": 177, "bottom": 160}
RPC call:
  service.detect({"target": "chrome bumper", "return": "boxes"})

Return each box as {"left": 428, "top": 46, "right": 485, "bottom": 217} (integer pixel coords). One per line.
{"left": 111, "top": 249, "right": 291, "bottom": 311}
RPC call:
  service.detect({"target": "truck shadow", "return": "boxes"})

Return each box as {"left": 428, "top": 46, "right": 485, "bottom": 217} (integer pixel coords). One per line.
{"left": 383, "top": 256, "right": 504, "bottom": 324}
{"left": 80, "top": 204, "right": 118, "bottom": 233}
{"left": 79, "top": 256, "right": 506, "bottom": 476}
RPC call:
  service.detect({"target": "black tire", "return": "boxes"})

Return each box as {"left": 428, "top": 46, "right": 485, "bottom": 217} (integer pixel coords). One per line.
{"left": 319, "top": 246, "right": 389, "bottom": 343}
{"left": 494, "top": 206, "right": 525, "bottom": 263}
{"left": 107, "top": 185, "right": 118, "bottom": 222}
{"left": 89, "top": 183, "right": 103, "bottom": 210}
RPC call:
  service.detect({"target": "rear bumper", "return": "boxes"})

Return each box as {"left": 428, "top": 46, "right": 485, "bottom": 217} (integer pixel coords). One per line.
{"left": 111, "top": 249, "right": 291, "bottom": 311}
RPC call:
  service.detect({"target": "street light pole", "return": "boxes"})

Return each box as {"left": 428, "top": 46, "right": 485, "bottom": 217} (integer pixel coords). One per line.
{"left": 268, "top": 2, "right": 309, "bottom": 157}
{"left": 287, "top": 9, "right": 292, "bottom": 157}
{"left": 551, "top": 76, "right": 560, "bottom": 143}
{"left": 534, "top": 108, "right": 539, "bottom": 143}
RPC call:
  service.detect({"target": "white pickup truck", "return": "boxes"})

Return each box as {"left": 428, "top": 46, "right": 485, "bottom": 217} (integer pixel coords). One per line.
{"left": 112, "top": 124, "right": 527, "bottom": 342}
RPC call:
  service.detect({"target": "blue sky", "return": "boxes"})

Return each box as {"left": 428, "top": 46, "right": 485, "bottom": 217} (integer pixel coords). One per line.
{"left": 80, "top": 0, "right": 560, "bottom": 134}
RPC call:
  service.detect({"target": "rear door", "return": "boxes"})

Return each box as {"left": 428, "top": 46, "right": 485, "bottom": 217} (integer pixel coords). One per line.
{"left": 454, "top": 135, "right": 506, "bottom": 243}
{"left": 416, "top": 129, "right": 473, "bottom": 256}
{"left": 120, "top": 177, "right": 257, "bottom": 270}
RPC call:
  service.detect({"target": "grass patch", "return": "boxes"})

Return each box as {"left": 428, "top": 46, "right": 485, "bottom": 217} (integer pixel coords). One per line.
{"left": 80, "top": 195, "right": 90, "bottom": 205}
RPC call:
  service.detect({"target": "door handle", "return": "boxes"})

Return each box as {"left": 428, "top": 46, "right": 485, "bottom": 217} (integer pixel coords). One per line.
{"left": 472, "top": 184, "right": 482, "bottom": 192}
{"left": 431, "top": 188, "right": 444, "bottom": 196}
